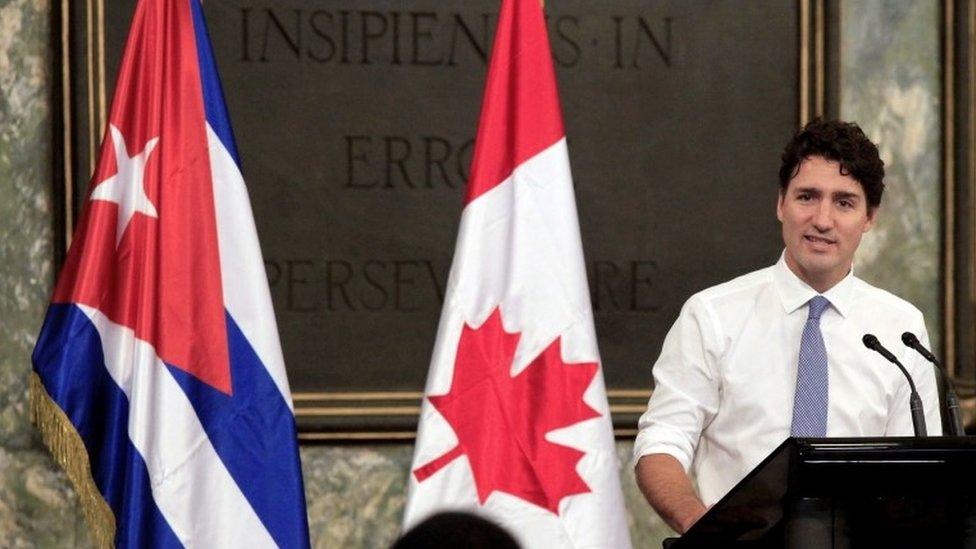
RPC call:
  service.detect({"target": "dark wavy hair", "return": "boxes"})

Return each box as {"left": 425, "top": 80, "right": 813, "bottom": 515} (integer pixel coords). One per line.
{"left": 392, "top": 512, "right": 520, "bottom": 549}
{"left": 778, "top": 119, "right": 885, "bottom": 209}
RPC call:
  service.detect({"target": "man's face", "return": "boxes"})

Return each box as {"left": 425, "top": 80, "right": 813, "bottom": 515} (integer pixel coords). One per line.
{"left": 777, "top": 155, "right": 876, "bottom": 292}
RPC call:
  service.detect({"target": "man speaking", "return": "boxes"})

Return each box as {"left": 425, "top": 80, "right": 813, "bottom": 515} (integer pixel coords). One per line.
{"left": 633, "top": 119, "right": 942, "bottom": 534}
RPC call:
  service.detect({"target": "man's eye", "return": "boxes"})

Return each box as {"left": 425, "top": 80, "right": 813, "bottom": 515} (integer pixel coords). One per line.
{"left": 796, "top": 194, "right": 811, "bottom": 201}
{"left": 838, "top": 200, "right": 854, "bottom": 208}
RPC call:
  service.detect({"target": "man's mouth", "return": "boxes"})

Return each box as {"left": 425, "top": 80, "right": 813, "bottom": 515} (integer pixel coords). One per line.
{"left": 804, "top": 235, "right": 836, "bottom": 245}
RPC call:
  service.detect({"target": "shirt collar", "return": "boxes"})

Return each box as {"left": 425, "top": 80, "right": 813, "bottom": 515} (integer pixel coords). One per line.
{"left": 773, "top": 251, "right": 856, "bottom": 318}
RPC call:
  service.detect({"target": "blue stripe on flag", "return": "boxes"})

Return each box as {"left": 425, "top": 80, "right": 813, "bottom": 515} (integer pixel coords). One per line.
{"left": 184, "top": 2, "right": 309, "bottom": 545}
{"left": 164, "top": 312, "right": 309, "bottom": 549}
{"left": 189, "top": 0, "right": 241, "bottom": 166}
{"left": 32, "top": 304, "right": 183, "bottom": 549}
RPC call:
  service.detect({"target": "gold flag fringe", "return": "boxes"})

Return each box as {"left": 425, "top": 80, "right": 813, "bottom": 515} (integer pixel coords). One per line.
{"left": 30, "top": 373, "right": 116, "bottom": 548}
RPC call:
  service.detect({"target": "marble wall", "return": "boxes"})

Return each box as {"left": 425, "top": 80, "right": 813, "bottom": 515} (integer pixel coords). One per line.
{"left": 0, "top": 0, "right": 96, "bottom": 546}
{"left": 839, "top": 0, "right": 943, "bottom": 350}
{"left": 300, "top": 442, "right": 670, "bottom": 548}
{"left": 0, "top": 1, "right": 944, "bottom": 548}
{"left": 0, "top": 1, "right": 671, "bottom": 546}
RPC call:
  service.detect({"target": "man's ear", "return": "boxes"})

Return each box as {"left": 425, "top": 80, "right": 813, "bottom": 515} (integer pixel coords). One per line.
{"left": 864, "top": 205, "right": 878, "bottom": 232}
{"left": 776, "top": 191, "right": 785, "bottom": 222}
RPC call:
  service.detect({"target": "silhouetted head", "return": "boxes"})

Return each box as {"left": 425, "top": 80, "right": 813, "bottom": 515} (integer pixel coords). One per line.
{"left": 392, "top": 511, "right": 521, "bottom": 549}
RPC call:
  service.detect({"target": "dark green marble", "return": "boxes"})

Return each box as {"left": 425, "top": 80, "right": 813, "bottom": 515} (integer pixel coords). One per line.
{"left": 299, "top": 442, "right": 672, "bottom": 548}
{"left": 0, "top": 0, "right": 96, "bottom": 546}
{"left": 0, "top": 1, "right": 942, "bottom": 547}
{"left": 0, "top": 0, "right": 669, "bottom": 539}
{"left": 840, "top": 0, "right": 942, "bottom": 350}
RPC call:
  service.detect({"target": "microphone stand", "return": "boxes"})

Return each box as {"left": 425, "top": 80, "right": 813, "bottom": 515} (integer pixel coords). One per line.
{"left": 902, "top": 332, "right": 966, "bottom": 436}
{"left": 863, "top": 334, "right": 927, "bottom": 437}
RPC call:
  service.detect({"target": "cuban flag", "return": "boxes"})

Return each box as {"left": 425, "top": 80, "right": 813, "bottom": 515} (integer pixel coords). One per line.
{"left": 30, "top": 0, "right": 310, "bottom": 546}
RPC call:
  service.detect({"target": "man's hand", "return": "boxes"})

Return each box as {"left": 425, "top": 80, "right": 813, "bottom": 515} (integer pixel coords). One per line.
{"left": 635, "top": 453, "right": 708, "bottom": 534}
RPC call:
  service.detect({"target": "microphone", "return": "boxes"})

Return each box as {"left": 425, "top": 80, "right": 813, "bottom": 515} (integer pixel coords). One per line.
{"left": 862, "top": 334, "right": 927, "bottom": 437}
{"left": 902, "top": 332, "right": 965, "bottom": 436}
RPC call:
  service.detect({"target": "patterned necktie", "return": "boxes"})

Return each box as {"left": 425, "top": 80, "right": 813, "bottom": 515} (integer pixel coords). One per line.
{"left": 790, "top": 295, "right": 831, "bottom": 437}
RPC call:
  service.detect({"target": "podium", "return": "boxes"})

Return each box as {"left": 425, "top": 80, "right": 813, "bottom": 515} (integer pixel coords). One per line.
{"left": 669, "top": 437, "right": 976, "bottom": 548}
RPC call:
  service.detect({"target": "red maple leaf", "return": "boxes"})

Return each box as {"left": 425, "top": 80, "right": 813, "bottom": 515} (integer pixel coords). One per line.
{"left": 413, "top": 307, "right": 601, "bottom": 514}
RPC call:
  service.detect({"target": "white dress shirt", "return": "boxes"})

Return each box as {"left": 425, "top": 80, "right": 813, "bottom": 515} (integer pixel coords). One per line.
{"left": 633, "top": 254, "right": 942, "bottom": 506}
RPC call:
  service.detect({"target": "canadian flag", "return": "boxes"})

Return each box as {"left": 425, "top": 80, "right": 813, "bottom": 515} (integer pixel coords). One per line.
{"left": 402, "top": 0, "right": 632, "bottom": 547}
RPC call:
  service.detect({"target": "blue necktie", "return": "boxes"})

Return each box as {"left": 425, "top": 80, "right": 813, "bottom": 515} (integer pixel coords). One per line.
{"left": 790, "top": 295, "right": 831, "bottom": 437}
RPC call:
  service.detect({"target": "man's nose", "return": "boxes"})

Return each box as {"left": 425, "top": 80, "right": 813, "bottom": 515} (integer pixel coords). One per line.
{"left": 812, "top": 201, "right": 833, "bottom": 230}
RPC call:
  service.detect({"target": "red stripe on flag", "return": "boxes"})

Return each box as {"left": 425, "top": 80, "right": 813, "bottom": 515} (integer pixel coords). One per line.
{"left": 464, "top": 0, "right": 565, "bottom": 205}
{"left": 54, "top": 0, "right": 231, "bottom": 394}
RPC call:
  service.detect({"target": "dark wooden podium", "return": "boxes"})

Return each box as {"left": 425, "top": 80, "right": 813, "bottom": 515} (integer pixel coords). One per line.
{"left": 668, "top": 437, "right": 976, "bottom": 548}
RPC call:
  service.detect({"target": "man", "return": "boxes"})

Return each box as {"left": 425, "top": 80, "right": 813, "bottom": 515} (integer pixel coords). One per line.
{"left": 633, "top": 119, "right": 942, "bottom": 534}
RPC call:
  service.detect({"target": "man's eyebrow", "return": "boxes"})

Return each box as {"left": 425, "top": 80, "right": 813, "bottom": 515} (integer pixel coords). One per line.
{"left": 832, "top": 191, "right": 861, "bottom": 200}
{"left": 792, "top": 186, "right": 821, "bottom": 195}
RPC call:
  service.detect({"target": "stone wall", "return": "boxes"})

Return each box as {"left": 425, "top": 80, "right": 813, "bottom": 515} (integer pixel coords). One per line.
{"left": 839, "top": 0, "right": 942, "bottom": 350}
{"left": 300, "top": 443, "right": 669, "bottom": 548}
{"left": 0, "top": 0, "right": 942, "bottom": 547}
{"left": 0, "top": 0, "right": 94, "bottom": 546}
{"left": 0, "top": 1, "right": 670, "bottom": 546}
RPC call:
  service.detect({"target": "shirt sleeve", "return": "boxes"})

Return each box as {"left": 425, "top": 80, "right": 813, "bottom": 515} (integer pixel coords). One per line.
{"left": 884, "top": 315, "right": 943, "bottom": 436}
{"left": 633, "top": 295, "right": 723, "bottom": 471}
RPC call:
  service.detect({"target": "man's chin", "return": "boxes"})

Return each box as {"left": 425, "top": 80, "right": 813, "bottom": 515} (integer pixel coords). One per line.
{"left": 792, "top": 255, "right": 840, "bottom": 280}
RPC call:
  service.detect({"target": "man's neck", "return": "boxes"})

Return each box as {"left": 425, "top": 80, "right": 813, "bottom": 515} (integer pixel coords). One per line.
{"left": 783, "top": 253, "right": 850, "bottom": 294}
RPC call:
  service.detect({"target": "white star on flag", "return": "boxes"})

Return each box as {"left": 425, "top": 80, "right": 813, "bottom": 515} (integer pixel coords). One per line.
{"left": 90, "top": 124, "right": 160, "bottom": 246}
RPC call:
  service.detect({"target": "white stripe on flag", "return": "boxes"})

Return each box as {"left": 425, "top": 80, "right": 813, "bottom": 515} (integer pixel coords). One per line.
{"left": 206, "top": 124, "right": 294, "bottom": 408}
{"left": 431, "top": 138, "right": 601, "bottom": 391}
{"left": 79, "top": 304, "right": 277, "bottom": 547}
{"left": 406, "top": 139, "right": 629, "bottom": 549}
